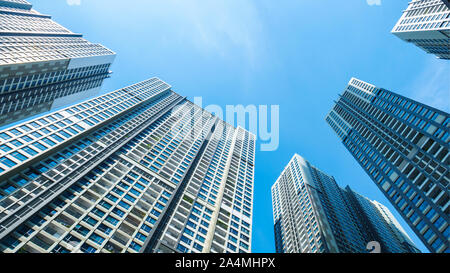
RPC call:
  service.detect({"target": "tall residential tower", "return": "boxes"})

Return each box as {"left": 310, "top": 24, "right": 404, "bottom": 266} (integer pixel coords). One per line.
{"left": 0, "top": 78, "right": 255, "bottom": 253}
{"left": 271, "top": 154, "right": 418, "bottom": 253}
{"left": 392, "top": 0, "right": 450, "bottom": 60}
{"left": 0, "top": 0, "right": 115, "bottom": 126}
{"left": 326, "top": 77, "right": 449, "bottom": 253}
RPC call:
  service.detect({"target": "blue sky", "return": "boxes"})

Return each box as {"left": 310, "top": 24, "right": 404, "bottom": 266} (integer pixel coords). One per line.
{"left": 28, "top": 0, "right": 450, "bottom": 253}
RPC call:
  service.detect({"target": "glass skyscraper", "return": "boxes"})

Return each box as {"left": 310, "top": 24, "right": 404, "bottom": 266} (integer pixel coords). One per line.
{"left": 345, "top": 186, "right": 420, "bottom": 253}
{"left": 271, "top": 154, "right": 418, "bottom": 253}
{"left": 326, "top": 77, "right": 449, "bottom": 253}
{"left": 0, "top": 77, "right": 255, "bottom": 253}
{"left": 391, "top": 0, "right": 450, "bottom": 60}
{"left": 0, "top": 0, "right": 115, "bottom": 126}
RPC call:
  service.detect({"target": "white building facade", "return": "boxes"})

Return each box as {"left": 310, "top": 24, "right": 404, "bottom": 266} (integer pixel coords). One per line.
{"left": 271, "top": 154, "right": 418, "bottom": 253}
{"left": 392, "top": 0, "right": 450, "bottom": 59}
{"left": 0, "top": 78, "right": 255, "bottom": 253}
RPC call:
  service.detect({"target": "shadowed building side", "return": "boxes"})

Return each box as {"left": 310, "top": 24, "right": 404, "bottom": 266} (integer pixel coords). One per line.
{"left": 0, "top": 0, "right": 116, "bottom": 126}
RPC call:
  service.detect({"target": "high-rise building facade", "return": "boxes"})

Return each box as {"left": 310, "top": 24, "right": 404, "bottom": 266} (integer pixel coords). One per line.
{"left": 326, "top": 77, "right": 449, "bottom": 253}
{"left": 392, "top": 0, "right": 450, "bottom": 60}
{"left": 344, "top": 186, "right": 420, "bottom": 253}
{"left": 0, "top": 77, "right": 255, "bottom": 253}
{"left": 0, "top": 0, "right": 116, "bottom": 126}
{"left": 271, "top": 154, "right": 418, "bottom": 253}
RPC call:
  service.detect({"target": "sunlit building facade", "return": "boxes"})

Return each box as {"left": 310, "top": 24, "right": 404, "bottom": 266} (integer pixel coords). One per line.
{"left": 0, "top": 77, "right": 255, "bottom": 253}
{"left": 0, "top": 0, "right": 115, "bottom": 126}
{"left": 326, "top": 77, "right": 449, "bottom": 253}
{"left": 392, "top": 0, "right": 450, "bottom": 60}
{"left": 271, "top": 154, "right": 418, "bottom": 253}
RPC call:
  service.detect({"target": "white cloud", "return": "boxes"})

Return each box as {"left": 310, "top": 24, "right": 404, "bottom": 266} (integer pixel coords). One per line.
{"left": 66, "top": 0, "right": 81, "bottom": 6}
{"left": 367, "top": 0, "right": 382, "bottom": 6}
{"left": 165, "top": 0, "right": 265, "bottom": 68}
{"left": 408, "top": 59, "right": 450, "bottom": 113}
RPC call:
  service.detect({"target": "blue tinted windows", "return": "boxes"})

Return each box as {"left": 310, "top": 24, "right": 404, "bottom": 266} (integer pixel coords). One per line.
{"left": 11, "top": 152, "right": 27, "bottom": 162}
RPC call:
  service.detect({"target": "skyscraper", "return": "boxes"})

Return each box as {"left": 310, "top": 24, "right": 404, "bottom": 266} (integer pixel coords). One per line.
{"left": 392, "top": 0, "right": 450, "bottom": 60}
{"left": 344, "top": 186, "right": 420, "bottom": 253}
{"left": 0, "top": 77, "right": 255, "bottom": 253}
{"left": 0, "top": 0, "right": 115, "bottom": 126}
{"left": 271, "top": 154, "right": 418, "bottom": 253}
{"left": 326, "top": 77, "right": 449, "bottom": 253}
